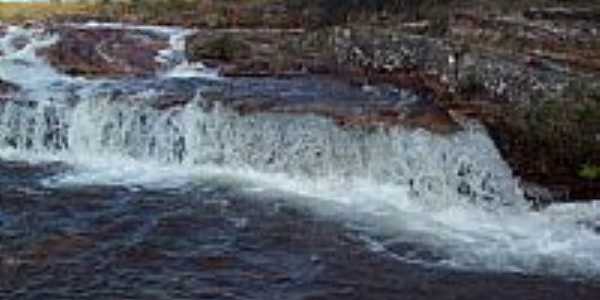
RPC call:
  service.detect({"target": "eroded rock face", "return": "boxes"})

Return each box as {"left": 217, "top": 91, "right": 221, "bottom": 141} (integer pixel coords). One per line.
{"left": 185, "top": 26, "right": 451, "bottom": 103}
{"left": 450, "top": 10, "right": 600, "bottom": 103}
{"left": 331, "top": 26, "right": 451, "bottom": 100}
{"left": 448, "top": 6, "right": 600, "bottom": 200}
{"left": 39, "top": 26, "right": 169, "bottom": 78}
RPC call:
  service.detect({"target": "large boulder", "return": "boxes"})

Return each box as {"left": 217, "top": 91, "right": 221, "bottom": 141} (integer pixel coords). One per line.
{"left": 39, "top": 26, "right": 169, "bottom": 78}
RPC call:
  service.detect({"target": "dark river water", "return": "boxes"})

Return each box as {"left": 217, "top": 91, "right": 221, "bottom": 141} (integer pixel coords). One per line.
{"left": 1, "top": 161, "right": 600, "bottom": 300}
{"left": 2, "top": 23, "right": 600, "bottom": 300}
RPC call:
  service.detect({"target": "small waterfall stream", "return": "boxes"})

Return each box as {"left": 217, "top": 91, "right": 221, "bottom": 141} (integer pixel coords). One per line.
{"left": 1, "top": 23, "right": 600, "bottom": 281}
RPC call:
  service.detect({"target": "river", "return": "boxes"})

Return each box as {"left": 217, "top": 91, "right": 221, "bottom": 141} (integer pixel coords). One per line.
{"left": 1, "top": 23, "right": 600, "bottom": 299}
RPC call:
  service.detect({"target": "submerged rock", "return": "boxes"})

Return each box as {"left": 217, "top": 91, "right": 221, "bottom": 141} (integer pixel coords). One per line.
{"left": 39, "top": 26, "right": 169, "bottom": 77}
{"left": 0, "top": 79, "right": 19, "bottom": 102}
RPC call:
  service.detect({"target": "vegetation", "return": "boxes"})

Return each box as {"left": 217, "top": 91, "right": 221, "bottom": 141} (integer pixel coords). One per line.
{"left": 0, "top": 1, "right": 100, "bottom": 23}
{"left": 483, "top": 88, "right": 600, "bottom": 189}
{"left": 0, "top": 0, "right": 450, "bottom": 32}
{"left": 579, "top": 164, "right": 600, "bottom": 181}
{"left": 187, "top": 34, "right": 251, "bottom": 62}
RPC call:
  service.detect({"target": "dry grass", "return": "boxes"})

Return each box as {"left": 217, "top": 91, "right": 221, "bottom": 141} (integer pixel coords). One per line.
{"left": 0, "top": 2, "right": 100, "bottom": 23}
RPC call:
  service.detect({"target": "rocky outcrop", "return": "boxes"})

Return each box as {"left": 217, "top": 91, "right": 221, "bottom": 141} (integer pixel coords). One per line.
{"left": 94, "top": 76, "right": 458, "bottom": 134}
{"left": 185, "top": 28, "right": 334, "bottom": 77}
{"left": 450, "top": 10, "right": 600, "bottom": 103}
{"left": 39, "top": 26, "right": 169, "bottom": 77}
{"left": 332, "top": 26, "right": 450, "bottom": 81}
{"left": 7, "top": 3, "right": 599, "bottom": 199}
{"left": 326, "top": 25, "right": 451, "bottom": 104}
{"left": 200, "top": 77, "right": 459, "bottom": 133}
{"left": 448, "top": 6, "right": 600, "bottom": 200}
{"left": 185, "top": 25, "right": 452, "bottom": 100}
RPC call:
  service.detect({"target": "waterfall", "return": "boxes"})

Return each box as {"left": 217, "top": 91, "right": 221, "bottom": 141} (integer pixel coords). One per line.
{"left": 0, "top": 96, "right": 525, "bottom": 212}
{"left": 2, "top": 23, "right": 600, "bottom": 279}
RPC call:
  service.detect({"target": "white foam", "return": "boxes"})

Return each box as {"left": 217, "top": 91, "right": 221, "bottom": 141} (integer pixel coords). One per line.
{"left": 72, "top": 22, "right": 220, "bottom": 79}
{"left": 3, "top": 96, "right": 600, "bottom": 278}
{"left": 2, "top": 24, "right": 600, "bottom": 279}
{"left": 0, "top": 26, "right": 83, "bottom": 102}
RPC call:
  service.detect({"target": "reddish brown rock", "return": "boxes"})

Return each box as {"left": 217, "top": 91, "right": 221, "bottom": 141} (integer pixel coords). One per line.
{"left": 203, "top": 78, "right": 459, "bottom": 134}
{"left": 39, "top": 26, "right": 169, "bottom": 77}
{"left": 186, "top": 29, "right": 334, "bottom": 77}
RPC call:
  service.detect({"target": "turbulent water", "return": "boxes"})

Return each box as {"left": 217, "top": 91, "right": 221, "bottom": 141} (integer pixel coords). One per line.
{"left": 1, "top": 23, "right": 600, "bottom": 299}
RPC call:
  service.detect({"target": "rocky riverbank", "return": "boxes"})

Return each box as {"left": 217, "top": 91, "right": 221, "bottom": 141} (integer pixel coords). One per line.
{"left": 2, "top": 1, "right": 599, "bottom": 201}
{"left": 179, "top": 3, "right": 600, "bottom": 201}
{"left": 448, "top": 5, "right": 600, "bottom": 201}
{"left": 40, "top": 25, "right": 169, "bottom": 77}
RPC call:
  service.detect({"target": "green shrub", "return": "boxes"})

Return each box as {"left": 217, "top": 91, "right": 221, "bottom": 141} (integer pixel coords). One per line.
{"left": 579, "top": 164, "right": 600, "bottom": 180}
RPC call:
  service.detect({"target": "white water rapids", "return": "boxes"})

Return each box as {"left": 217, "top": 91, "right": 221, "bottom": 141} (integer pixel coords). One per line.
{"left": 1, "top": 24, "right": 600, "bottom": 279}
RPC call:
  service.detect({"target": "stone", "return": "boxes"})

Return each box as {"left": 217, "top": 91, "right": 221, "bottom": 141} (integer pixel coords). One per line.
{"left": 201, "top": 76, "right": 459, "bottom": 134}
{"left": 39, "top": 26, "right": 169, "bottom": 77}
{"left": 0, "top": 79, "right": 19, "bottom": 102}
{"left": 185, "top": 28, "right": 334, "bottom": 77}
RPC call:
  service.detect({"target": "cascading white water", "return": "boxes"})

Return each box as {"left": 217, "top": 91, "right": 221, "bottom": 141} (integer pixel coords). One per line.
{"left": 2, "top": 23, "right": 600, "bottom": 279}
{"left": 0, "top": 25, "right": 81, "bottom": 102}
{"left": 0, "top": 96, "right": 524, "bottom": 210}
{"left": 72, "top": 22, "right": 219, "bottom": 79}
{"left": 2, "top": 95, "right": 600, "bottom": 278}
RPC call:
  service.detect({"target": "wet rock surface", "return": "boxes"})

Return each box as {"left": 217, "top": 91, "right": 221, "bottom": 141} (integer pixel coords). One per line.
{"left": 39, "top": 25, "right": 169, "bottom": 77}
{"left": 202, "top": 77, "right": 458, "bottom": 133}
{"left": 183, "top": 26, "right": 456, "bottom": 132}
{"left": 185, "top": 28, "right": 334, "bottom": 77}
{"left": 4, "top": 7, "right": 600, "bottom": 199}
{"left": 85, "top": 76, "right": 458, "bottom": 134}
{"left": 0, "top": 79, "right": 19, "bottom": 102}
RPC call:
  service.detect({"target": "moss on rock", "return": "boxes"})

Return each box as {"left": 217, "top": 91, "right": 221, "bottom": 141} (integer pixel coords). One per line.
{"left": 186, "top": 34, "right": 251, "bottom": 62}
